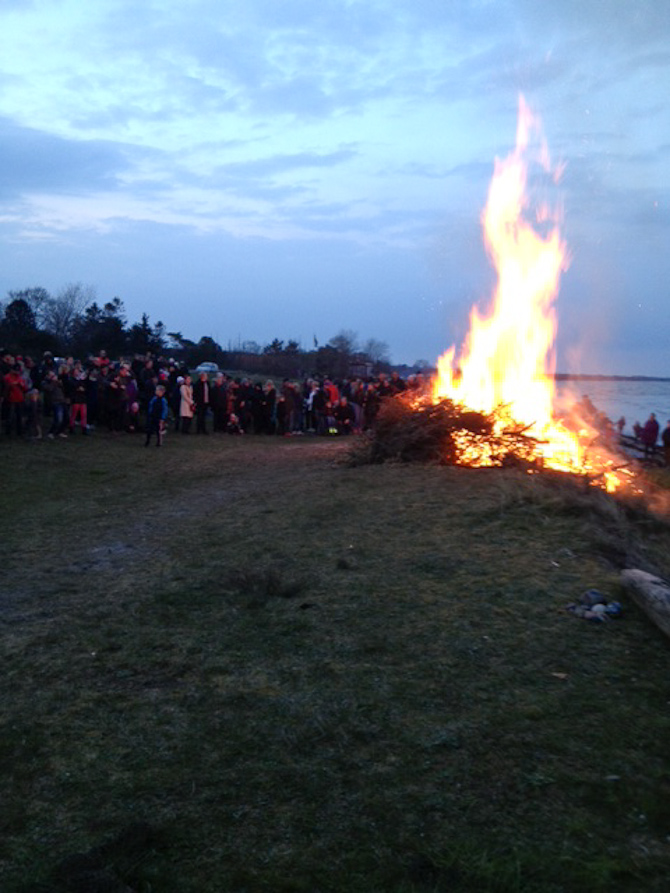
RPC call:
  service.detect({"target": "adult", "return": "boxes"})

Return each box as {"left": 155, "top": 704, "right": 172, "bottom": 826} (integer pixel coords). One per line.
{"left": 193, "top": 372, "right": 210, "bottom": 434}
{"left": 662, "top": 420, "right": 670, "bottom": 467}
{"left": 348, "top": 379, "right": 365, "bottom": 432}
{"left": 106, "top": 370, "right": 128, "bottom": 432}
{"left": 41, "top": 370, "right": 68, "bottom": 438}
{"left": 389, "top": 371, "right": 407, "bottom": 394}
{"left": 305, "top": 380, "right": 326, "bottom": 433}
{"left": 169, "top": 376, "right": 183, "bottom": 431}
{"left": 281, "top": 379, "right": 299, "bottom": 433}
{"left": 641, "top": 413, "right": 660, "bottom": 459}
{"left": 179, "top": 375, "right": 195, "bottom": 434}
{"left": 235, "top": 378, "right": 254, "bottom": 433}
{"left": 261, "top": 380, "right": 277, "bottom": 434}
{"left": 248, "top": 382, "right": 264, "bottom": 434}
{"left": 210, "top": 373, "right": 229, "bottom": 432}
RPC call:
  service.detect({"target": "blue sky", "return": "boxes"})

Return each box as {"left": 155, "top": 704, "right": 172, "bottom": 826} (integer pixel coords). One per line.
{"left": 0, "top": 0, "right": 668, "bottom": 373}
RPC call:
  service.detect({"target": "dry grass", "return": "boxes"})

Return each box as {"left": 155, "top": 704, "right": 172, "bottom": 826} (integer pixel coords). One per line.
{"left": 2, "top": 432, "right": 670, "bottom": 892}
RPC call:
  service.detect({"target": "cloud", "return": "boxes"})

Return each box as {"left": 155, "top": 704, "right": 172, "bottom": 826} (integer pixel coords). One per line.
{"left": 217, "top": 147, "right": 358, "bottom": 178}
{"left": 0, "top": 117, "right": 131, "bottom": 200}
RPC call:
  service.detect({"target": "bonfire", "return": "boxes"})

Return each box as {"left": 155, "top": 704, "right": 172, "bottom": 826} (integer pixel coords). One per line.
{"left": 352, "top": 96, "right": 637, "bottom": 494}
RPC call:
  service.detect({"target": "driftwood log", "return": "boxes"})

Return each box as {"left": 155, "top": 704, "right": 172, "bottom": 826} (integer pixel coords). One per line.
{"left": 621, "top": 569, "right": 670, "bottom": 639}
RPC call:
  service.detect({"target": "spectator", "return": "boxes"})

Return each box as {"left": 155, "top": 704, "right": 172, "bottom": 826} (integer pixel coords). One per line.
{"left": 262, "top": 380, "right": 277, "bottom": 434}
{"left": 193, "top": 372, "right": 210, "bottom": 434}
{"left": 42, "top": 370, "right": 68, "bottom": 439}
{"left": 210, "top": 373, "right": 229, "bottom": 432}
{"left": 68, "top": 368, "right": 89, "bottom": 434}
{"left": 641, "top": 413, "right": 659, "bottom": 459}
{"left": 170, "top": 376, "right": 183, "bottom": 431}
{"left": 145, "top": 384, "right": 168, "bottom": 447}
{"left": 662, "top": 420, "right": 670, "bottom": 467}
{"left": 180, "top": 374, "right": 194, "bottom": 434}
{"left": 334, "top": 396, "right": 355, "bottom": 434}
{"left": 3, "top": 363, "right": 29, "bottom": 436}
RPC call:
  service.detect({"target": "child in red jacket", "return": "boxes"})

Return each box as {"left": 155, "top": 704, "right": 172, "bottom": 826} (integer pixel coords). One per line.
{"left": 3, "top": 365, "right": 28, "bottom": 436}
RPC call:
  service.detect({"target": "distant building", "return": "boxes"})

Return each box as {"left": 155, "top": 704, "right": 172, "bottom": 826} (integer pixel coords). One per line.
{"left": 349, "top": 360, "right": 373, "bottom": 378}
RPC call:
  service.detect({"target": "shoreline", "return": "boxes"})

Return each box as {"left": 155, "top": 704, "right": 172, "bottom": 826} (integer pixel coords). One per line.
{"left": 553, "top": 374, "right": 670, "bottom": 382}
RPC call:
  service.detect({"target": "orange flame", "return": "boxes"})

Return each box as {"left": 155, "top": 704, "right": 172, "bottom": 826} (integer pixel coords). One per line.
{"left": 432, "top": 96, "right": 631, "bottom": 493}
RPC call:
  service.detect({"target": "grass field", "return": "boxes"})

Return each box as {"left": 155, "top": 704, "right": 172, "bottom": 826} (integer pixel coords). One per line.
{"left": 2, "top": 431, "right": 670, "bottom": 892}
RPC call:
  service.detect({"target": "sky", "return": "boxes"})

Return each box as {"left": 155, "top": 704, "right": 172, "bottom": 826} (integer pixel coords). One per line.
{"left": 0, "top": 0, "right": 668, "bottom": 374}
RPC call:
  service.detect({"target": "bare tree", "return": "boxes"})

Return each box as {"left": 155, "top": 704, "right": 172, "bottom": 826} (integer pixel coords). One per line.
{"left": 413, "top": 359, "right": 433, "bottom": 372}
{"left": 43, "top": 282, "right": 95, "bottom": 344}
{"left": 328, "top": 329, "right": 359, "bottom": 356}
{"left": 7, "top": 287, "right": 52, "bottom": 329}
{"left": 362, "top": 338, "right": 390, "bottom": 365}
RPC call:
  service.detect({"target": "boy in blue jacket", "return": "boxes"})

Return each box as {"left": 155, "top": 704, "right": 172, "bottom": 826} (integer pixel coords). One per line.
{"left": 145, "top": 384, "right": 168, "bottom": 447}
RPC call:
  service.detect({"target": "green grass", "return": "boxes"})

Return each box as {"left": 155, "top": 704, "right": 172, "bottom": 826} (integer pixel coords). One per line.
{"left": 2, "top": 432, "right": 670, "bottom": 891}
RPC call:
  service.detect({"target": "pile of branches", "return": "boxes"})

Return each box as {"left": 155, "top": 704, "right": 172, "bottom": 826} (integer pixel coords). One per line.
{"left": 347, "top": 395, "right": 546, "bottom": 468}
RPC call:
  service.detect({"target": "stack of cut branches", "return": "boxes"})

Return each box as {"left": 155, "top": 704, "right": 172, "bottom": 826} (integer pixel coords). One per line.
{"left": 347, "top": 395, "right": 547, "bottom": 468}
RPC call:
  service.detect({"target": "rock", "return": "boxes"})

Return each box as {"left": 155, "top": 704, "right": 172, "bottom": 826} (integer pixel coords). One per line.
{"left": 580, "top": 588, "right": 607, "bottom": 606}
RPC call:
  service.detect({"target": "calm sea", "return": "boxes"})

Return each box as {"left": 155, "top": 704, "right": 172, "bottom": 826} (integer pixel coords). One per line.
{"left": 553, "top": 379, "right": 670, "bottom": 434}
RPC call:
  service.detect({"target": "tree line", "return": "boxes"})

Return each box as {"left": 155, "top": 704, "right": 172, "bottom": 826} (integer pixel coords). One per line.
{"left": 0, "top": 283, "right": 425, "bottom": 378}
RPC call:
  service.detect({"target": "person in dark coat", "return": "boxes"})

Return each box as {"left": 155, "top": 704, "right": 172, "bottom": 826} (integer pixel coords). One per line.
{"left": 261, "top": 380, "right": 277, "bottom": 434}
{"left": 641, "top": 413, "right": 660, "bottom": 459}
{"left": 334, "top": 396, "right": 356, "bottom": 434}
{"left": 662, "top": 420, "right": 670, "bottom": 467}
{"left": 250, "top": 382, "right": 265, "bottom": 434}
{"left": 42, "top": 370, "right": 68, "bottom": 438}
{"left": 210, "top": 373, "right": 229, "bottom": 432}
{"left": 193, "top": 372, "right": 210, "bottom": 434}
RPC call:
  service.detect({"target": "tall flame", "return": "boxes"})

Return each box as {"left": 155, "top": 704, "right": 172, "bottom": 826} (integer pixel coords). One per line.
{"left": 432, "top": 96, "right": 629, "bottom": 492}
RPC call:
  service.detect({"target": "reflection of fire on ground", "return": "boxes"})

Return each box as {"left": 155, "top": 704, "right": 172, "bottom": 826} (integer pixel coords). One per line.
{"left": 427, "top": 95, "right": 636, "bottom": 494}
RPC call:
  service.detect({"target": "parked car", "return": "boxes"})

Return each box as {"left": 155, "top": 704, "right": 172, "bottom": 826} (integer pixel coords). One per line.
{"left": 194, "top": 362, "right": 219, "bottom": 374}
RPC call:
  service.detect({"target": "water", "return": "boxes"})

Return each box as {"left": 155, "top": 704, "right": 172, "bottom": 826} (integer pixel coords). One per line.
{"left": 554, "top": 379, "right": 670, "bottom": 434}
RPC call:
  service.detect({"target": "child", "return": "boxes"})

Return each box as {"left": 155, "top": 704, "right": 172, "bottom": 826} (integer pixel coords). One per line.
{"left": 226, "top": 412, "right": 243, "bottom": 435}
{"left": 68, "top": 369, "right": 89, "bottom": 434}
{"left": 145, "top": 385, "right": 168, "bottom": 447}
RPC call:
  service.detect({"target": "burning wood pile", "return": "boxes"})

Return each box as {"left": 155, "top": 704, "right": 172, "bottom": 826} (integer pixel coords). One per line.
{"left": 347, "top": 391, "right": 629, "bottom": 491}
{"left": 348, "top": 394, "right": 543, "bottom": 469}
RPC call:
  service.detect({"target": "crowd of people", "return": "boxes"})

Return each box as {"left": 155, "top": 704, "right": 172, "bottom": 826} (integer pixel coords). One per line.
{"left": 1, "top": 348, "right": 424, "bottom": 445}
{"left": 4, "top": 349, "right": 670, "bottom": 465}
